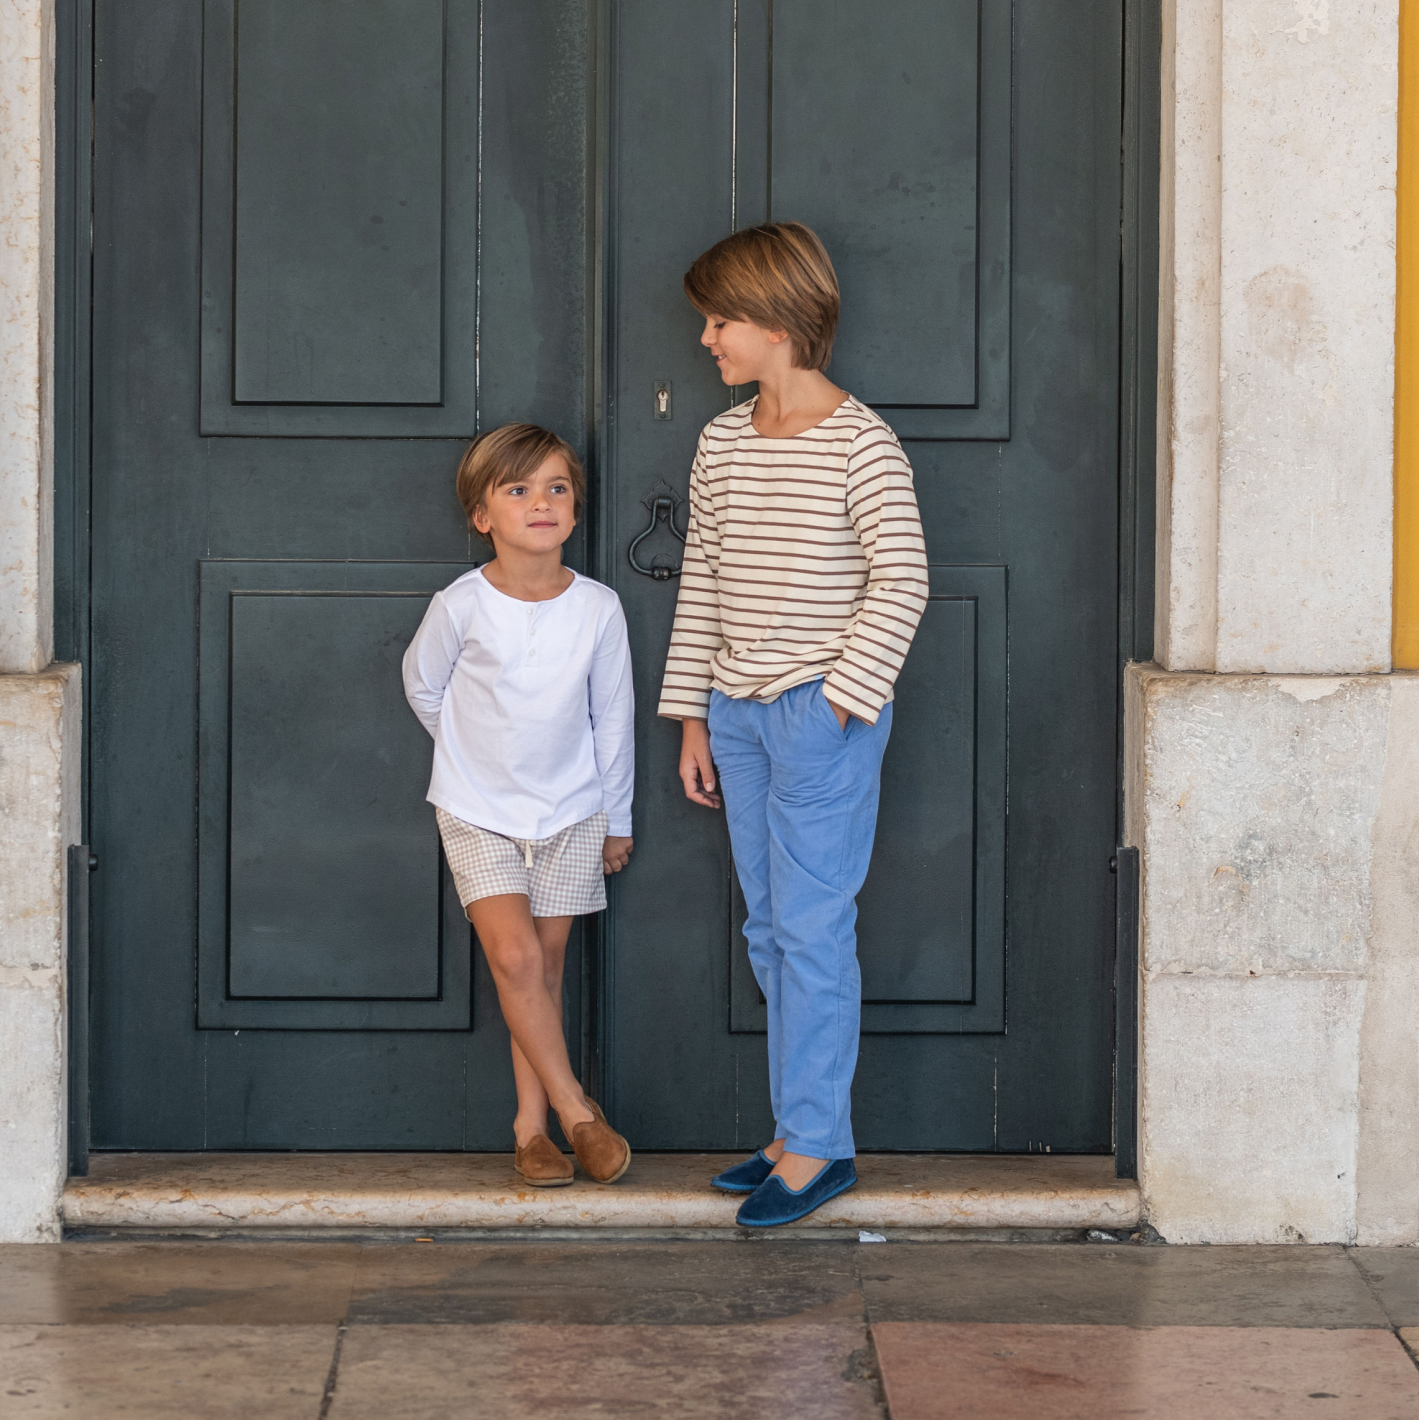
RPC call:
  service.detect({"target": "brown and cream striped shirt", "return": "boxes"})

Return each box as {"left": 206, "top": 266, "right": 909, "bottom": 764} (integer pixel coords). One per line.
{"left": 656, "top": 395, "right": 929, "bottom": 725}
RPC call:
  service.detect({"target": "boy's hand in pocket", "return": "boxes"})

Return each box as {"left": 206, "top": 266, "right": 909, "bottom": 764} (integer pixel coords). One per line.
{"left": 603, "top": 836, "right": 634, "bottom": 874}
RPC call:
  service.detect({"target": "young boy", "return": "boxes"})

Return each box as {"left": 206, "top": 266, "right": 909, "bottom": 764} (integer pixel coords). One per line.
{"left": 659, "top": 223, "right": 929, "bottom": 1226}
{"left": 403, "top": 423, "right": 633, "bottom": 1187}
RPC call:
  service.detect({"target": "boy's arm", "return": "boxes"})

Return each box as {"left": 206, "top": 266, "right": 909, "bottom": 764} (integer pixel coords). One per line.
{"left": 401, "top": 592, "right": 463, "bottom": 738}
{"left": 589, "top": 598, "right": 636, "bottom": 837}
{"left": 656, "top": 437, "right": 722, "bottom": 721}
{"left": 823, "top": 429, "right": 930, "bottom": 724}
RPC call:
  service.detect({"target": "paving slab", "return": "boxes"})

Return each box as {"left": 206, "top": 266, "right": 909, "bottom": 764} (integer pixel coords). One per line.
{"left": 872, "top": 1322, "right": 1419, "bottom": 1419}
{"left": 62, "top": 1151, "right": 1138, "bottom": 1232}
{"left": 1352, "top": 1249, "right": 1419, "bottom": 1327}
{"left": 326, "top": 1322, "right": 881, "bottom": 1418}
{"left": 345, "top": 1238, "right": 864, "bottom": 1325}
{"left": 861, "top": 1243, "right": 1392, "bottom": 1328}
{"left": 0, "top": 1241, "right": 360, "bottom": 1325}
{"left": 0, "top": 1323, "right": 334, "bottom": 1418}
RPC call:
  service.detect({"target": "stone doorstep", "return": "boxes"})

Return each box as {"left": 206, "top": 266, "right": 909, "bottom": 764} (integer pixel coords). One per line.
{"left": 62, "top": 1152, "right": 1140, "bottom": 1235}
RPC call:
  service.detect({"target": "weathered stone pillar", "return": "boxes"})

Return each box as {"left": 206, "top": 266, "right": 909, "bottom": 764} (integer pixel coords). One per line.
{"left": 0, "top": 667, "right": 79, "bottom": 1242}
{"left": 1137, "top": 0, "right": 1415, "bottom": 1244}
{"left": 0, "top": 0, "right": 79, "bottom": 1243}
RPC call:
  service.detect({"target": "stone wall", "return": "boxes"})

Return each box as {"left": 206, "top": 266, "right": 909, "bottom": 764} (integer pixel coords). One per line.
{"left": 1142, "top": 0, "right": 1408, "bottom": 1245}
{"left": 1157, "top": 0, "right": 1397, "bottom": 677}
{"left": 0, "top": 0, "right": 55, "bottom": 678}
{"left": 0, "top": 0, "right": 1410, "bottom": 1244}
{"left": 0, "top": 0, "right": 71, "bottom": 1243}
{"left": 1214, "top": 1, "right": 1395, "bottom": 674}
{"left": 1127, "top": 668, "right": 1419, "bottom": 1244}
{"left": 0, "top": 665, "right": 78, "bottom": 1243}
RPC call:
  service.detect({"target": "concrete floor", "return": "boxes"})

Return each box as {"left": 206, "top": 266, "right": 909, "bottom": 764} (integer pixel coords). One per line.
{"left": 2, "top": 1238, "right": 1419, "bottom": 1417}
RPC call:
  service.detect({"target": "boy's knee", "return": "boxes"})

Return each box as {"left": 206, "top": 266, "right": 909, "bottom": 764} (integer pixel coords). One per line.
{"left": 484, "top": 938, "right": 544, "bottom": 991}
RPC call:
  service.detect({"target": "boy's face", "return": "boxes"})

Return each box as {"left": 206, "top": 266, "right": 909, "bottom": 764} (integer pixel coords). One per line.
{"left": 700, "top": 312, "right": 791, "bottom": 386}
{"left": 473, "top": 453, "right": 577, "bottom": 557}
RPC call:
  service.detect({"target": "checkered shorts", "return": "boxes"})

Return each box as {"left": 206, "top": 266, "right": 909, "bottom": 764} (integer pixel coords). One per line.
{"left": 435, "top": 808, "right": 609, "bottom": 917}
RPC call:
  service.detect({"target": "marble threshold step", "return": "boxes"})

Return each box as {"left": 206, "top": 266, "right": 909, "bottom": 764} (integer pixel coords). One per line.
{"left": 63, "top": 1152, "right": 1140, "bottom": 1237}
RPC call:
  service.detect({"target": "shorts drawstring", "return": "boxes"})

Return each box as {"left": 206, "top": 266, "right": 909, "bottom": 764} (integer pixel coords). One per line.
{"left": 511, "top": 833, "right": 572, "bottom": 872}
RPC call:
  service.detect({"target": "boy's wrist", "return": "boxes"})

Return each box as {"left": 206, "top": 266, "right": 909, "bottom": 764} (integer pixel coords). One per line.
{"left": 822, "top": 674, "right": 879, "bottom": 725}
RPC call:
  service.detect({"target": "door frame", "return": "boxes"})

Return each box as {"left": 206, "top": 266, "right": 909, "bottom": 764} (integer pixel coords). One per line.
{"left": 1115, "top": 0, "right": 1162, "bottom": 1177}
{"left": 52, "top": 0, "right": 1160, "bottom": 1162}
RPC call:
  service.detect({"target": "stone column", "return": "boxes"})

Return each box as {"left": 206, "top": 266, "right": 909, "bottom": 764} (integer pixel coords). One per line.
{"left": 0, "top": 0, "right": 79, "bottom": 1244}
{"left": 1136, "top": 0, "right": 1416, "bottom": 1244}
{"left": 0, "top": 667, "right": 79, "bottom": 1242}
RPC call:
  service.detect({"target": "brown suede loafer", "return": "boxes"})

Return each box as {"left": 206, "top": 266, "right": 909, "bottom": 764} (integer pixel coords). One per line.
{"left": 563, "top": 1096, "right": 631, "bottom": 1184}
{"left": 514, "top": 1133, "right": 574, "bottom": 1187}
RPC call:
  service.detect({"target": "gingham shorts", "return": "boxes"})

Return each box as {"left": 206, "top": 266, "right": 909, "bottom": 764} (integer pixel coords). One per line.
{"left": 435, "top": 808, "right": 609, "bottom": 916}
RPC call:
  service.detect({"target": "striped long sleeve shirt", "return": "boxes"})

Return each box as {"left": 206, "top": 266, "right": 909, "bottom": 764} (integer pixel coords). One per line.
{"left": 656, "top": 395, "right": 929, "bottom": 725}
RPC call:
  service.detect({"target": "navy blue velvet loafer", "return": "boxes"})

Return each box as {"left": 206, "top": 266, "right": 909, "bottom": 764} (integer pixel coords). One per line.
{"left": 711, "top": 1150, "right": 776, "bottom": 1193}
{"left": 735, "top": 1158, "right": 857, "bottom": 1227}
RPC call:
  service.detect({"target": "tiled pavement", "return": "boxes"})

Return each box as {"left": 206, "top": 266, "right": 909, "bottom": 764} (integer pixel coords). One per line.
{"left": 3, "top": 1238, "right": 1419, "bottom": 1417}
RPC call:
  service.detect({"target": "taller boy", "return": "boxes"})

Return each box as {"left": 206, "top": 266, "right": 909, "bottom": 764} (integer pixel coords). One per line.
{"left": 658, "top": 223, "right": 929, "bottom": 1226}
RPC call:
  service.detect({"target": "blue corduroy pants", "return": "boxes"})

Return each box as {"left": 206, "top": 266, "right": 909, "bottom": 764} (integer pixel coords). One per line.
{"left": 708, "top": 679, "right": 891, "bottom": 1159}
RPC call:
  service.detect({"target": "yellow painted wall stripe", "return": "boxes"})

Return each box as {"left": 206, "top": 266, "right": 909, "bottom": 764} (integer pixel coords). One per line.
{"left": 1397, "top": 0, "right": 1419, "bottom": 667}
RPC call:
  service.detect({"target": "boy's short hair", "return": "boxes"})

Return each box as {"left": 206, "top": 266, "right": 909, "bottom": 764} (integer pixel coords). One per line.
{"left": 455, "top": 423, "right": 584, "bottom": 547}
{"left": 683, "top": 222, "right": 840, "bottom": 372}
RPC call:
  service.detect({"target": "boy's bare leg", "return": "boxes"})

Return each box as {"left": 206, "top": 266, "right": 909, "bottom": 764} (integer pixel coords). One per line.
{"left": 758, "top": 1140, "right": 829, "bottom": 1189}
{"left": 755, "top": 1139, "right": 827, "bottom": 1186}
{"left": 507, "top": 914, "right": 573, "bottom": 1147}
{"left": 469, "top": 895, "right": 595, "bottom": 1138}
{"left": 770, "top": 1151, "right": 830, "bottom": 1189}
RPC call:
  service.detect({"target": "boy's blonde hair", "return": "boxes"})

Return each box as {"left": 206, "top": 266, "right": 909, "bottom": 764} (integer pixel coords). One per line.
{"left": 455, "top": 423, "right": 584, "bottom": 548}
{"left": 683, "top": 222, "right": 840, "bottom": 372}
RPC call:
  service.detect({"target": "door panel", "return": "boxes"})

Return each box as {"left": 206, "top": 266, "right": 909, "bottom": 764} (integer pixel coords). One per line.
{"left": 730, "top": 564, "right": 1008, "bottom": 1034}
{"left": 231, "top": 1, "right": 446, "bottom": 405}
{"left": 196, "top": 561, "right": 473, "bottom": 1030}
{"left": 731, "top": 0, "right": 1012, "bottom": 438}
{"left": 200, "top": 0, "right": 481, "bottom": 434}
{"left": 89, "top": 0, "right": 588, "bottom": 1148}
{"left": 605, "top": 0, "right": 1119, "bottom": 1152}
{"left": 769, "top": 0, "right": 981, "bottom": 407}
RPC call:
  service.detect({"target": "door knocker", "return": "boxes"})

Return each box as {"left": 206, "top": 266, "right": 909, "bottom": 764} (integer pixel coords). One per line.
{"left": 628, "top": 480, "right": 688, "bottom": 580}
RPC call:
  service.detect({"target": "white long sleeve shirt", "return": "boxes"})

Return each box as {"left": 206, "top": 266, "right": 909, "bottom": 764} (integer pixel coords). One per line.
{"left": 402, "top": 567, "right": 634, "bottom": 840}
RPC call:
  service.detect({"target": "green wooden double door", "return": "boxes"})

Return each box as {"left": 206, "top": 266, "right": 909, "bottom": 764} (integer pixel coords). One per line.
{"left": 88, "top": 0, "right": 1124, "bottom": 1152}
